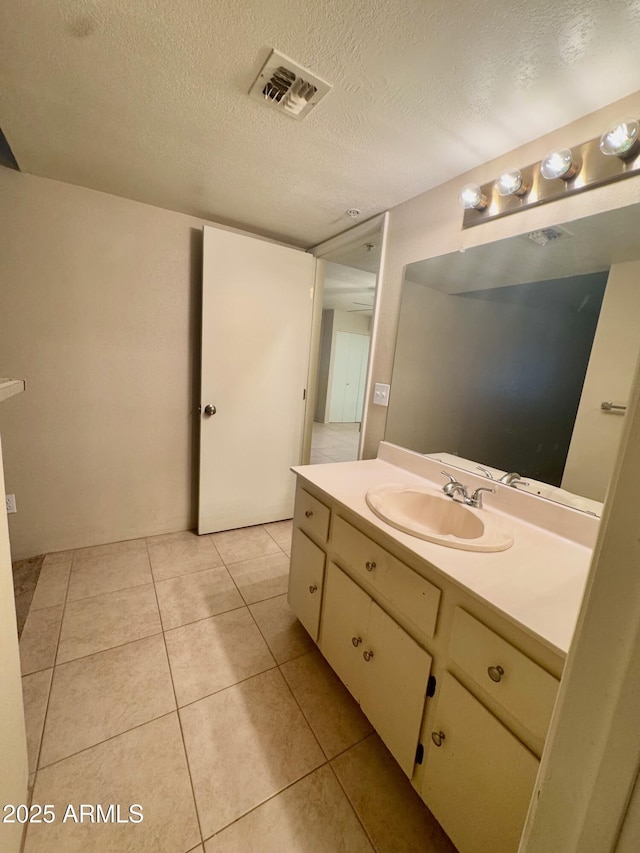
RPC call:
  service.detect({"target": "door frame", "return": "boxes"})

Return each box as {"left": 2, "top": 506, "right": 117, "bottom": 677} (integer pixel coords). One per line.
{"left": 307, "top": 212, "right": 389, "bottom": 461}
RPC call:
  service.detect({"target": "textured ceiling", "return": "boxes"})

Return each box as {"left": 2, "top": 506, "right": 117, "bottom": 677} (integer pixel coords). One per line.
{"left": 323, "top": 262, "right": 377, "bottom": 313}
{"left": 2, "top": 0, "right": 640, "bottom": 246}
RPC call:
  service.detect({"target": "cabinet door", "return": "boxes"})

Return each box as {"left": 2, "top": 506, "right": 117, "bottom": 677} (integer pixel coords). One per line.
{"left": 422, "top": 673, "right": 539, "bottom": 853}
{"left": 319, "top": 562, "right": 370, "bottom": 700}
{"left": 288, "top": 528, "right": 326, "bottom": 641}
{"left": 359, "top": 601, "right": 432, "bottom": 777}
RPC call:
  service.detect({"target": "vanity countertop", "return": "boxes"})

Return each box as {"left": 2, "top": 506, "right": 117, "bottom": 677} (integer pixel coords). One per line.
{"left": 293, "top": 442, "right": 598, "bottom": 658}
{"left": 0, "top": 378, "right": 26, "bottom": 403}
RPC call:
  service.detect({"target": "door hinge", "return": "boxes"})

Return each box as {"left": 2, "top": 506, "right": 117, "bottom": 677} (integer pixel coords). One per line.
{"left": 303, "top": 388, "right": 306, "bottom": 400}
{"left": 415, "top": 743, "right": 424, "bottom": 765}
{"left": 427, "top": 675, "right": 436, "bottom": 697}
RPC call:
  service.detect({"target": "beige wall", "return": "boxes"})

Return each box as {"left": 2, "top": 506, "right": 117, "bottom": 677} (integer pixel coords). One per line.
{"left": 562, "top": 260, "right": 640, "bottom": 501}
{"left": 0, "top": 436, "right": 28, "bottom": 853}
{"left": 0, "top": 169, "right": 286, "bottom": 559}
{"left": 364, "top": 90, "right": 640, "bottom": 459}
{"left": 385, "top": 281, "right": 466, "bottom": 453}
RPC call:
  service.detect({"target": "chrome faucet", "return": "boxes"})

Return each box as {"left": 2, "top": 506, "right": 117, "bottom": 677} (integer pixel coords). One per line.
{"left": 440, "top": 472, "right": 495, "bottom": 509}
{"left": 476, "top": 466, "right": 495, "bottom": 479}
{"left": 499, "top": 472, "right": 530, "bottom": 487}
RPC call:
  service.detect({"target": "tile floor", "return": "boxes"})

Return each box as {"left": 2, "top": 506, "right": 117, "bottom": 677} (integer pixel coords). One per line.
{"left": 310, "top": 421, "right": 361, "bottom": 464}
{"left": 19, "top": 522, "right": 456, "bottom": 852}
{"left": 11, "top": 553, "right": 44, "bottom": 636}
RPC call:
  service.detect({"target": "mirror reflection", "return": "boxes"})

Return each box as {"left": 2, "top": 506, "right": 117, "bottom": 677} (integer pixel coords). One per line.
{"left": 386, "top": 203, "right": 640, "bottom": 516}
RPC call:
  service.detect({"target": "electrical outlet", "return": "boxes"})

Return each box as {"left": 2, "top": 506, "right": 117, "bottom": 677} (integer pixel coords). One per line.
{"left": 5, "top": 494, "right": 16, "bottom": 513}
{"left": 373, "top": 383, "right": 390, "bottom": 407}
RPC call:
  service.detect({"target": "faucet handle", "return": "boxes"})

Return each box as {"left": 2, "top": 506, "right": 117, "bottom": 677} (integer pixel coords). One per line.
{"left": 476, "top": 466, "right": 494, "bottom": 479}
{"left": 441, "top": 471, "right": 457, "bottom": 484}
{"left": 470, "top": 486, "right": 496, "bottom": 509}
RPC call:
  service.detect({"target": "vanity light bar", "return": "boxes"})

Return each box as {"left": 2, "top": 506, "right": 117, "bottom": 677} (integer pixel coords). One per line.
{"left": 461, "top": 121, "right": 640, "bottom": 228}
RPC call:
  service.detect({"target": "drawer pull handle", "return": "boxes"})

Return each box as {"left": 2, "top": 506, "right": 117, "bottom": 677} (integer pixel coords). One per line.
{"left": 363, "top": 650, "right": 374, "bottom": 662}
{"left": 431, "top": 731, "right": 446, "bottom": 747}
{"left": 488, "top": 665, "right": 505, "bottom": 683}
{"left": 305, "top": 510, "right": 314, "bottom": 518}
{"left": 352, "top": 636, "right": 362, "bottom": 647}
{"left": 309, "top": 584, "right": 318, "bottom": 593}
{"left": 365, "top": 561, "right": 376, "bottom": 572}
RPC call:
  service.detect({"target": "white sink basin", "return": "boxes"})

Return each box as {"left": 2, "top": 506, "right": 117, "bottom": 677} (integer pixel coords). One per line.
{"left": 365, "top": 484, "right": 514, "bottom": 552}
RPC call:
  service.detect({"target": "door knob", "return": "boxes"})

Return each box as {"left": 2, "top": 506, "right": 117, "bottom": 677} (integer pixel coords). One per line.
{"left": 309, "top": 584, "right": 318, "bottom": 593}
{"left": 204, "top": 404, "right": 217, "bottom": 416}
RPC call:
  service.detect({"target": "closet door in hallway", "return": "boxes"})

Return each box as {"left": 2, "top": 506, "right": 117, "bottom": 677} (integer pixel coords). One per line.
{"left": 198, "top": 226, "right": 315, "bottom": 534}
{"left": 328, "top": 332, "right": 370, "bottom": 423}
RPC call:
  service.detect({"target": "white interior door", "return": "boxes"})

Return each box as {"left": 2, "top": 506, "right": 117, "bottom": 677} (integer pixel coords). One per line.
{"left": 329, "top": 332, "right": 370, "bottom": 422}
{"left": 198, "top": 226, "right": 315, "bottom": 534}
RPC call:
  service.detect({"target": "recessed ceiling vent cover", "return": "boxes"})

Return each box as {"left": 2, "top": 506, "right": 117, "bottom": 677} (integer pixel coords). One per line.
{"left": 523, "top": 225, "right": 574, "bottom": 246}
{"left": 249, "top": 49, "right": 332, "bottom": 120}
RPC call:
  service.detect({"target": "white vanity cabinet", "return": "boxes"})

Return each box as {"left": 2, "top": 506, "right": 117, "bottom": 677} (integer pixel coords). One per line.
{"left": 287, "top": 474, "right": 565, "bottom": 853}
{"left": 320, "top": 561, "right": 433, "bottom": 776}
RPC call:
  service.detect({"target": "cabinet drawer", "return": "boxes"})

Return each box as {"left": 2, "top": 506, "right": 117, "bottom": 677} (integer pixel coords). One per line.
{"left": 332, "top": 516, "right": 440, "bottom": 638}
{"left": 294, "top": 488, "right": 331, "bottom": 543}
{"left": 288, "top": 528, "right": 326, "bottom": 641}
{"left": 449, "top": 608, "right": 559, "bottom": 743}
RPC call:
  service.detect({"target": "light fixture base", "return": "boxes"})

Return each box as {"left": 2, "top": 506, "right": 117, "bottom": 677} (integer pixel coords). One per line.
{"left": 462, "top": 133, "right": 640, "bottom": 229}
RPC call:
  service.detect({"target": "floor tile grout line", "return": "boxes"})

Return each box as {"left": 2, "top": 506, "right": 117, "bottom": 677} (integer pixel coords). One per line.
{"left": 276, "top": 659, "right": 329, "bottom": 760}
{"left": 35, "top": 709, "right": 177, "bottom": 773}
{"left": 46, "top": 631, "right": 168, "bottom": 674}
{"left": 327, "top": 759, "right": 379, "bottom": 852}
{"left": 54, "top": 627, "right": 165, "bottom": 669}
{"left": 244, "top": 598, "right": 291, "bottom": 668}
{"left": 200, "top": 758, "right": 332, "bottom": 845}
{"left": 276, "top": 652, "right": 376, "bottom": 763}
{"left": 174, "top": 662, "right": 280, "bottom": 713}
{"left": 144, "top": 538, "right": 206, "bottom": 848}
{"left": 328, "top": 730, "right": 377, "bottom": 763}
{"left": 155, "top": 600, "right": 247, "bottom": 634}
{"left": 28, "top": 547, "right": 75, "bottom": 808}
{"left": 63, "top": 576, "right": 154, "bottom": 607}
{"left": 153, "top": 560, "right": 229, "bottom": 587}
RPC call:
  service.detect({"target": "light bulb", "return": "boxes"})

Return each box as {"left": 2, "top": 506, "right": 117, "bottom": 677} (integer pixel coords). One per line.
{"left": 599, "top": 118, "right": 639, "bottom": 158}
{"left": 540, "top": 148, "right": 578, "bottom": 180}
{"left": 495, "top": 169, "right": 527, "bottom": 197}
{"left": 458, "top": 184, "right": 487, "bottom": 210}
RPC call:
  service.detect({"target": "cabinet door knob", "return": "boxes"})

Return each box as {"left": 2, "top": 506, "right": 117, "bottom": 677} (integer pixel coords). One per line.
{"left": 351, "top": 636, "right": 362, "bottom": 647}
{"left": 309, "top": 584, "right": 318, "bottom": 593}
{"left": 431, "top": 731, "right": 446, "bottom": 747}
{"left": 488, "top": 665, "right": 505, "bottom": 683}
{"left": 305, "top": 510, "right": 313, "bottom": 518}
{"left": 363, "top": 650, "right": 374, "bottom": 662}
{"left": 365, "top": 561, "right": 376, "bottom": 572}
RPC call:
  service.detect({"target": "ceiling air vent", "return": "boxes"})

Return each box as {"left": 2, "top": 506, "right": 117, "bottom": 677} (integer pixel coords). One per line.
{"left": 249, "top": 49, "right": 332, "bottom": 120}
{"left": 523, "top": 226, "right": 574, "bottom": 247}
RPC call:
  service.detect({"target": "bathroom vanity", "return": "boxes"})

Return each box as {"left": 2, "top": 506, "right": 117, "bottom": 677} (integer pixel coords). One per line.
{"left": 287, "top": 442, "right": 597, "bottom": 853}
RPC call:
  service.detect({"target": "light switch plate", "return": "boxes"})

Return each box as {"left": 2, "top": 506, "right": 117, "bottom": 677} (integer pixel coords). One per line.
{"left": 373, "top": 383, "right": 390, "bottom": 406}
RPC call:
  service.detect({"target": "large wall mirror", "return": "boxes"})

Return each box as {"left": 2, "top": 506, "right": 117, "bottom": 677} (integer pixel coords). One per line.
{"left": 386, "top": 202, "right": 640, "bottom": 515}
